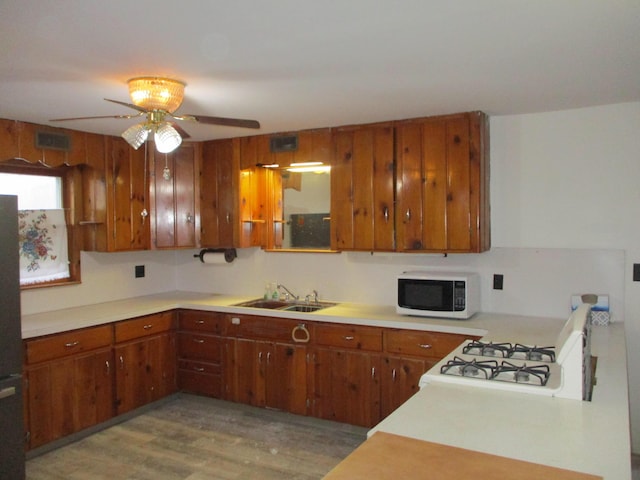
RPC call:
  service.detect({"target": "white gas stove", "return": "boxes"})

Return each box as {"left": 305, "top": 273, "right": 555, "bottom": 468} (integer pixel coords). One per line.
{"left": 420, "top": 304, "right": 593, "bottom": 400}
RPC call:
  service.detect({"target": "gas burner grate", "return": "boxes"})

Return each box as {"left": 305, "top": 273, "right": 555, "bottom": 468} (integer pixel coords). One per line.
{"left": 463, "top": 340, "right": 513, "bottom": 357}
{"left": 509, "top": 344, "right": 556, "bottom": 362}
{"left": 440, "top": 356, "right": 499, "bottom": 379}
{"left": 492, "top": 361, "right": 550, "bottom": 386}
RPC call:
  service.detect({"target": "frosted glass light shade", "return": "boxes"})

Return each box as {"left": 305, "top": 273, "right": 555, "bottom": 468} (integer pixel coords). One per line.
{"left": 128, "top": 77, "right": 185, "bottom": 113}
{"left": 154, "top": 123, "right": 182, "bottom": 153}
{"left": 121, "top": 123, "right": 149, "bottom": 149}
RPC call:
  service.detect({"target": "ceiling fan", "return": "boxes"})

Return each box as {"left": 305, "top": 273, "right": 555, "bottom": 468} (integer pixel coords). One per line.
{"left": 50, "top": 77, "right": 260, "bottom": 153}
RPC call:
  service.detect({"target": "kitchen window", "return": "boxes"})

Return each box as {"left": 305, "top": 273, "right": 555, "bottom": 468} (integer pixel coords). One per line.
{"left": 0, "top": 162, "right": 80, "bottom": 288}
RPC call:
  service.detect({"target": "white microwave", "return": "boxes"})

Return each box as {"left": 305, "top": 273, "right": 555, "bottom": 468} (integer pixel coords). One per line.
{"left": 396, "top": 271, "right": 480, "bottom": 319}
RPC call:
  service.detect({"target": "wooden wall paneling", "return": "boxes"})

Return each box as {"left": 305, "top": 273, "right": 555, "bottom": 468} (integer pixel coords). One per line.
{"left": 0, "top": 118, "right": 20, "bottom": 160}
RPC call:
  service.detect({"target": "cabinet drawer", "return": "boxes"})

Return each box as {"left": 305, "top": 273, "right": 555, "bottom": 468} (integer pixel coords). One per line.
{"left": 178, "top": 359, "right": 222, "bottom": 376}
{"left": 114, "top": 311, "right": 176, "bottom": 343}
{"left": 315, "top": 323, "right": 382, "bottom": 351}
{"left": 178, "top": 361, "right": 223, "bottom": 398}
{"left": 384, "top": 329, "right": 477, "bottom": 358}
{"left": 179, "top": 310, "right": 226, "bottom": 334}
{"left": 25, "top": 324, "right": 113, "bottom": 364}
{"left": 227, "top": 314, "right": 305, "bottom": 343}
{"left": 177, "top": 332, "right": 224, "bottom": 363}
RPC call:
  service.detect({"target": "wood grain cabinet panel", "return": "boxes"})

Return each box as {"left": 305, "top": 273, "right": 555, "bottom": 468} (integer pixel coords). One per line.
{"left": 114, "top": 312, "right": 177, "bottom": 415}
{"left": 151, "top": 143, "right": 201, "bottom": 249}
{"left": 23, "top": 323, "right": 115, "bottom": 451}
{"left": 201, "top": 139, "right": 238, "bottom": 248}
{"left": 314, "top": 323, "right": 383, "bottom": 352}
{"left": 332, "top": 123, "right": 395, "bottom": 251}
{"left": 395, "top": 111, "right": 490, "bottom": 253}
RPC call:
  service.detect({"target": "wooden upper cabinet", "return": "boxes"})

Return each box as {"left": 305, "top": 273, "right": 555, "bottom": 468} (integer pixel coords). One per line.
{"left": 332, "top": 123, "right": 395, "bottom": 251}
{"left": 395, "top": 112, "right": 490, "bottom": 253}
{"left": 150, "top": 143, "right": 201, "bottom": 249}
{"left": 104, "top": 137, "right": 150, "bottom": 251}
{"left": 201, "top": 138, "right": 238, "bottom": 248}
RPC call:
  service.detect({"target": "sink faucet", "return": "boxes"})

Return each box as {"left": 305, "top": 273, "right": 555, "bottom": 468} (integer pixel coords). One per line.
{"left": 277, "top": 283, "right": 299, "bottom": 302}
{"left": 305, "top": 290, "right": 319, "bottom": 304}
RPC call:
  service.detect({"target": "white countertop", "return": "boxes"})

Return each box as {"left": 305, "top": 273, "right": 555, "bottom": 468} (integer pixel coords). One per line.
{"left": 21, "top": 291, "right": 631, "bottom": 479}
{"left": 21, "top": 290, "right": 563, "bottom": 340}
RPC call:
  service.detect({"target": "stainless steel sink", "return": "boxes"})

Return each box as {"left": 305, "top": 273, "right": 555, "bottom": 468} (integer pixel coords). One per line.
{"left": 234, "top": 298, "right": 336, "bottom": 312}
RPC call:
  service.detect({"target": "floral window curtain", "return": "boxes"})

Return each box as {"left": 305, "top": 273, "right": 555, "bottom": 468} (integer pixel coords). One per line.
{"left": 18, "top": 209, "right": 69, "bottom": 285}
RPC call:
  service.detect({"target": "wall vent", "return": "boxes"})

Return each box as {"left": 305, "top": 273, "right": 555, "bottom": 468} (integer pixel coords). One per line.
{"left": 270, "top": 134, "right": 298, "bottom": 153}
{"left": 35, "top": 131, "right": 71, "bottom": 151}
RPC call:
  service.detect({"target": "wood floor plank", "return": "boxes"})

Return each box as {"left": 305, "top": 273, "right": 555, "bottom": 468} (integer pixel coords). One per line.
{"left": 26, "top": 395, "right": 367, "bottom": 480}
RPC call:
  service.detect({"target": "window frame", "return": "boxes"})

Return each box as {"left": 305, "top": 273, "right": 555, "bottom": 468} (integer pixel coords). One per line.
{"left": 0, "top": 160, "right": 81, "bottom": 289}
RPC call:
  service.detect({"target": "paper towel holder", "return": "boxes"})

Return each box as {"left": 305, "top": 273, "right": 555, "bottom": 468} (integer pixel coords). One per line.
{"left": 194, "top": 248, "right": 237, "bottom": 263}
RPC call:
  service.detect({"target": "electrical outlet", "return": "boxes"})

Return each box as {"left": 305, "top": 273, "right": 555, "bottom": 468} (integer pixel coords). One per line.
{"left": 493, "top": 274, "right": 504, "bottom": 290}
{"left": 634, "top": 264, "right": 640, "bottom": 282}
{"left": 135, "top": 265, "right": 145, "bottom": 278}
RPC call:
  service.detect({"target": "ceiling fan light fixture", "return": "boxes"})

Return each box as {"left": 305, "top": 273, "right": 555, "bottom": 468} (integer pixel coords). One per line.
{"left": 121, "top": 123, "right": 149, "bottom": 149}
{"left": 154, "top": 123, "right": 182, "bottom": 153}
{"left": 128, "top": 76, "right": 185, "bottom": 113}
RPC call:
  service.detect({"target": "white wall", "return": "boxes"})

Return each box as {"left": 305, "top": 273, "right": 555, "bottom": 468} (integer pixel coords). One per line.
{"left": 21, "top": 101, "right": 640, "bottom": 452}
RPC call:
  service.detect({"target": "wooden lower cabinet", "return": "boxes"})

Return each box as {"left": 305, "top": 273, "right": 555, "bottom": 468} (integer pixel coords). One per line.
{"left": 177, "top": 310, "right": 231, "bottom": 399}
{"left": 380, "top": 355, "right": 434, "bottom": 419}
{"left": 24, "top": 347, "right": 113, "bottom": 450}
{"left": 23, "top": 308, "right": 480, "bottom": 452}
{"left": 310, "top": 347, "right": 381, "bottom": 427}
{"left": 231, "top": 337, "right": 308, "bottom": 415}
{"left": 114, "top": 312, "right": 178, "bottom": 415}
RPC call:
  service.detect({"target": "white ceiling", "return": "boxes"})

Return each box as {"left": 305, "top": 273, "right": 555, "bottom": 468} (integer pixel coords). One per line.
{"left": 1, "top": 1, "right": 639, "bottom": 142}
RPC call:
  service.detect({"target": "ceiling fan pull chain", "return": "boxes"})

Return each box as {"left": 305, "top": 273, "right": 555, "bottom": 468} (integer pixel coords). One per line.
{"left": 163, "top": 153, "right": 171, "bottom": 181}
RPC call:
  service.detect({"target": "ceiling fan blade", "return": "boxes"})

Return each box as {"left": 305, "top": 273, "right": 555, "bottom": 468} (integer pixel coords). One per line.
{"left": 50, "top": 113, "right": 143, "bottom": 121}
{"left": 176, "top": 114, "right": 260, "bottom": 129}
{"left": 170, "top": 122, "right": 191, "bottom": 139}
{"left": 104, "top": 98, "right": 149, "bottom": 113}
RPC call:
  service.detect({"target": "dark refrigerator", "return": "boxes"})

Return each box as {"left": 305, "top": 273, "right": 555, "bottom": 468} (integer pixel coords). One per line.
{"left": 0, "top": 195, "right": 25, "bottom": 479}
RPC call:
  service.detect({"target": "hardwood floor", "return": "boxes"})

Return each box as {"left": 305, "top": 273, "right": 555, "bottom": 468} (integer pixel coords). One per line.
{"left": 26, "top": 394, "right": 368, "bottom": 480}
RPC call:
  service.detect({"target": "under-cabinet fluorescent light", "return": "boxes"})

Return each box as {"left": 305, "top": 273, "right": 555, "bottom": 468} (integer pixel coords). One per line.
{"left": 286, "top": 165, "right": 331, "bottom": 173}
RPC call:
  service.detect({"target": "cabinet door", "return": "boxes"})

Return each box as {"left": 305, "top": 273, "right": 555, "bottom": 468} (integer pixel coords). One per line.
{"left": 201, "top": 139, "right": 237, "bottom": 247}
{"left": 106, "top": 137, "right": 150, "bottom": 251}
{"left": 25, "top": 348, "right": 114, "bottom": 450}
{"left": 311, "top": 347, "right": 381, "bottom": 427}
{"left": 267, "top": 342, "right": 307, "bottom": 415}
{"left": 115, "top": 333, "right": 176, "bottom": 414}
{"left": 151, "top": 144, "right": 199, "bottom": 248}
{"left": 395, "top": 112, "right": 489, "bottom": 253}
{"left": 332, "top": 124, "right": 395, "bottom": 251}
{"left": 380, "top": 355, "right": 433, "bottom": 420}
{"left": 114, "top": 339, "right": 149, "bottom": 415}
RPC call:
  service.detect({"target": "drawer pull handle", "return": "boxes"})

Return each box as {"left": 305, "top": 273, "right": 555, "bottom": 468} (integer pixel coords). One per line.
{"left": 392, "top": 368, "right": 397, "bottom": 381}
{"left": 292, "top": 324, "right": 310, "bottom": 343}
{"left": 105, "top": 360, "right": 110, "bottom": 374}
{"left": 195, "top": 320, "right": 205, "bottom": 324}
{"left": 64, "top": 341, "right": 80, "bottom": 348}
{"left": 419, "top": 343, "right": 432, "bottom": 349}
{"left": 193, "top": 338, "right": 205, "bottom": 344}
{"left": 194, "top": 367, "right": 205, "bottom": 372}
{"left": 344, "top": 336, "right": 355, "bottom": 341}
{"left": 371, "top": 367, "right": 376, "bottom": 379}
{"left": 143, "top": 324, "right": 154, "bottom": 330}
{"left": 119, "top": 355, "right": 124, "bottom": 368}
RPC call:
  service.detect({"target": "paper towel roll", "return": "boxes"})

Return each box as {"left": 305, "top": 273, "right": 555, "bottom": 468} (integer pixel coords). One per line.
{"left": 201, "top": 252, "right": 233, "bottom": 264}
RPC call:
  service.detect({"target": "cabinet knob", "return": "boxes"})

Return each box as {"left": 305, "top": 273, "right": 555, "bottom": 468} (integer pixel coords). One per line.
{"left": 405, "top": 208, "right": 411, "bottom": 221}
{"left": 344, "top": 336, "right": 355, "bottom": 341}
{"left": 140, "top": 208, "right": 148, "bottom": 225}
{"left": 186, "top": 213, "right": 193, "bottom": 223}
{"left": 383, "top": 206, "right": 389, "bottom": 223}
